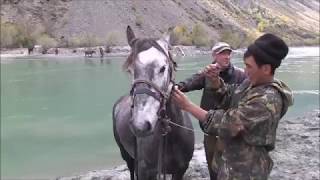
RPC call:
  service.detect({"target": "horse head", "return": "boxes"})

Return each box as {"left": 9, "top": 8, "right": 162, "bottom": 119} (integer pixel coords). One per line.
{"left": 124, "top": 26, "right": 176, "bottom": 137}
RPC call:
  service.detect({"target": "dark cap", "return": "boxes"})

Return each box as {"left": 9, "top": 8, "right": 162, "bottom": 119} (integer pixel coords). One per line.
{"left": 247, "top": 33, "right": 288, "bottom": 68}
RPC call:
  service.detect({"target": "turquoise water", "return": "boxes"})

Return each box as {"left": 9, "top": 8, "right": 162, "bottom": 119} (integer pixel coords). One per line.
{"left": 1, "top": 47, "right": 319, "bottom": 179}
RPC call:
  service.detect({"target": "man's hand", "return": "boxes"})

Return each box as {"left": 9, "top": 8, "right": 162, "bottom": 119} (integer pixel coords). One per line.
{"left": 204, "top": 64, "right": 219, "bottom": 77}
{"left": 172, "top": 86, "right": 192, "bottom": 110}
{"left": 172, "top": 86, "right": 208, "bottom": 122}
{"left": 202, "top": 64, "right": 221, "bottom": 88}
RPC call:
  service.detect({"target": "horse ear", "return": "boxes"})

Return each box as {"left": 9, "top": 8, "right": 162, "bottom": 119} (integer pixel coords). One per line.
{"left": 161, "top": 33, "right": 171, "bottom": 46}
{"left": 158, "top": 33, "right": 171, "bottom": 52}
{"left": 127, "top": 26, "right": 136, "bottom": 47}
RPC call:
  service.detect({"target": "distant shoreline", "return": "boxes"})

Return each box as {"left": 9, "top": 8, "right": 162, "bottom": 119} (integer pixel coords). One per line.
{"left": 1, "top": 45, "right": 319, "bottom": 59}
{"left": 0, "top": 46, "right": 211, "bottom": 59}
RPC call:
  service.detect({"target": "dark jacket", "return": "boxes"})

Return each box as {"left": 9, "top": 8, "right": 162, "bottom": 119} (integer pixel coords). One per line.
{"left": 177, "top": 63, "right": 247, "bottom": 111}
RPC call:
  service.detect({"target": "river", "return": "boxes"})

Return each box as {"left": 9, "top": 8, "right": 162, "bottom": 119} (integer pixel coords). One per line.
{"left": 1, "top": 46, "right": 319, "bottom": 179}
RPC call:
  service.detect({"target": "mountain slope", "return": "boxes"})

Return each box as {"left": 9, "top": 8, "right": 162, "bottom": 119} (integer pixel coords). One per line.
{"left": 1, "top": 0, "right": 319, "bottom": 47}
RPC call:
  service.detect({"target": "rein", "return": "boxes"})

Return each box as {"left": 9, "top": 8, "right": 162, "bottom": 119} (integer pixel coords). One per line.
{"left": 167, "top": 120, "right": 209, "bottom": 136}
{"left": 131, "top": 81, "right": 173, "bottom": 180}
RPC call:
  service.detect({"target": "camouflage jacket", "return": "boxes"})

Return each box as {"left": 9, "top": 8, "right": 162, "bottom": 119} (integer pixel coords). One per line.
{"left": 202, "top": 79, "right": 294, "bottom": 180}
{"left": 177, "top": 63, "right": 247, "bottom": 111}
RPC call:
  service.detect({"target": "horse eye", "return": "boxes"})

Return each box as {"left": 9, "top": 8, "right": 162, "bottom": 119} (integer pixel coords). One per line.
{"left": 159, "top": 66, "right": 166, "bottom": 73}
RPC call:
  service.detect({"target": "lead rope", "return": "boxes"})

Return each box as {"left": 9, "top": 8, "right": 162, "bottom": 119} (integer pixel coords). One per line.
{"left": 166, "top": 119, "right": 209, "bottom": 136}
{"left": 157, "top": 134, "right": 163, "bottom": 180}
{"left": 157, "top": 131, "right": 168, "bottom": 180}
{"left": 134, "top": 139, "right": 139, "bottom": 180}
{"left": 163, "top": 132, "right": 167, "bottom": 180}
{"left": 157, "top": 100, "right": 170, "bottom": 180}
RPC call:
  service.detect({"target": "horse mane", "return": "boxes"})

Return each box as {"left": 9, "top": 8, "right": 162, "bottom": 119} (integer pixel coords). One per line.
{"left": 123, "top": 38, "right": 177, "bottom": 74}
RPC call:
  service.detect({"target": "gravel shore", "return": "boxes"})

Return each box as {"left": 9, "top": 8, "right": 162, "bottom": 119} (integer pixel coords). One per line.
{"left": 57, "top": 110, "right": 320, "bottom": 180}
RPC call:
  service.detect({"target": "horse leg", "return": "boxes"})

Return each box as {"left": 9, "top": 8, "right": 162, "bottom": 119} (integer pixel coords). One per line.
{"left": 172, "top": 166, "right": 188, "bottom": 180}
{"left": 126, "top": 157, "right": 135, "bottom": 180}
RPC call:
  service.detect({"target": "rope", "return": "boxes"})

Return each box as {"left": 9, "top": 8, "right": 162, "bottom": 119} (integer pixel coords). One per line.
{"left": 167, "top": 120, "right": 209, "bottom": 136}
{"left": 157, "top": 135, "right": 163, "bottom": 180}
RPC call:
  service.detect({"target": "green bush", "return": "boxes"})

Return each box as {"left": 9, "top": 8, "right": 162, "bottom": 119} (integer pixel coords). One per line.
{"left": 69, "top": 36, "right": 85, "bottom": 47}
{"left": 191, "top": 24, "right": 210, "bottom": 47}
{"left": 220, "top": 30, "right": 258, "bottom": 48}
{"left": 36, "top": 34, "right": 58, "bottom": 49}
{"left": 171, "top": 24, "right": 210, "bottom": 46}
{"left": 84, "top": 33, "right": 100, "bottom": 47}
{"left": 257, "top": 19, "right": 269, "bottom": 32}
{"left": 220, "top": 30, "right": 243, "bottom": 48}
{"left": 0, "top": 22, "right": 20, "bottom": 48}
{"left": 254, "top": 12, "right": 270, "bottom": 32}
{"left": 0, "top": 20, "right": 45, "bottom": 48}
{"left": 68, "top": 33, "right": 100, "bottom": 47}
{"left": 105, "top": 31, "right": 119, "bottom": 46}
{"left": 171, "top": 25, "right": 192, "bottom": 45}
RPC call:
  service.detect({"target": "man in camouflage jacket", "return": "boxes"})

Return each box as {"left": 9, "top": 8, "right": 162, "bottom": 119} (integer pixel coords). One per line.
{"left": 177, "top": 42, "right": 247, "bottom": 180}
{"left": 173, "top": 33, "right": 294, "bottom": 180}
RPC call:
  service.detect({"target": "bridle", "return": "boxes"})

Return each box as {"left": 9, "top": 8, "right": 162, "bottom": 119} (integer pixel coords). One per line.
{"left": 129, "top": 41, "right": 176, "bottom": 123}
{"left": 130, "top": 79, "right": 174, "bottom": 119}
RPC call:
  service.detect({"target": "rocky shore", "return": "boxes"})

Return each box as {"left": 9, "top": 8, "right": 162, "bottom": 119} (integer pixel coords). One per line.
{"left": 57, "top": 110, "right": 319, "bottom": 180}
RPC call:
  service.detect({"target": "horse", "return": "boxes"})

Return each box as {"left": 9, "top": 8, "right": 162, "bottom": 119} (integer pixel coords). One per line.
{"left": 112, "top": 26, "right": 195, "bottom": 180}
{"left": 28, "top": 46, "right": 34, "bottom": 55}
{"left": 84, "top": 50, "right": 96, "bottom": 57}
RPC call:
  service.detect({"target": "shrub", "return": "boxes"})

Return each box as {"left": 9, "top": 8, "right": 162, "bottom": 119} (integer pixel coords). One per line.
{"left": 36, "top": 34, "right": 58, "bottom": 53}
{"left": 191, "top": 24, "right": 210, "bottom": 47}
{"left": 179, "top": 36, "right": 193, "bottom": 46}
{"left": 69, "top": 36, "right": 85, "bottom": 47}
{"left": 171, "top": 24, "right": 211, "bottom": 46}
{"left": 135, "top": 15, "right": 143, "bottom": 27}
{"left": 220, "top": 30, "right": 243, "bottom": 48}
{"left": 68, "top": 33, "right": 99, "bottom": 47}
{"left": 16, "top": 17, "right": 44, "bottom": 46}
{"left": 254, "top": 12, "right": 270, "bottom": 32}
{"left": 171, "top": 25, "right": 192, "bottom": 45}
{"left": 0, "top": 22, "right": 20, "bottom": 48}
{"left": 105, "top": 31, "right": 119, "bottom": 46}
{"left": 220, "top": 30, "right": 259, "bottom": 48}
{"left": 1, "top": 19, "right": 45, "bottom": 48}
{"left": 241, "top": 30, "right": 259, "bottom": 47}
{"left": 257, "top": 19, "right": 269, "bottom": 32}
{"left": 84, "top": 33, "right": 100, "bottom": 47}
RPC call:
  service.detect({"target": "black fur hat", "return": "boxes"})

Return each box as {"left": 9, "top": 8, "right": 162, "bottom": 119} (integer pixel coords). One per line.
{"left": 247, "top": 33, "right": 289, "bottom": 68}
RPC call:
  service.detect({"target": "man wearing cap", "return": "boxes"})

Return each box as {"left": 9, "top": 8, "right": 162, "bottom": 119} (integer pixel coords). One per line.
{"left": 173, "top": 33, "right": 294, "bottom": 179}
{"left": 177, "top": 42, "right": 246, "bottom": 180}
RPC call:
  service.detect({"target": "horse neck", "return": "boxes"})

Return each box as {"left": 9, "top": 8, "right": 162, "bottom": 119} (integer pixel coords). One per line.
{"left": 165, "top": 98, "right": 183, "bottom": 124}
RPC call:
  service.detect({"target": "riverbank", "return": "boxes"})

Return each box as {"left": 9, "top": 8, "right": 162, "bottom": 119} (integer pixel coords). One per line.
{"left": 57, "top": 110, "right": 320, "bottom": 180}
{"left": 0, "top": 46, "right": 211, "bottom": 58}
{"left": 2, "top": 46, "right": 318, "bottom": 60}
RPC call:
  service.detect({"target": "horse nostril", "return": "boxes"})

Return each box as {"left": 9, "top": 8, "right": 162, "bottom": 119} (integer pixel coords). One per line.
{"left": 130, "top": 120, "right": 153, "bottom": 136}
{"left": 144, "top": 121, "right": 152, "bottom": 131}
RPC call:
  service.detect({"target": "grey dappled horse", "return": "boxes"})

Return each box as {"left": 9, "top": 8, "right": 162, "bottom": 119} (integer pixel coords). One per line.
{"left": 113, "top": 26, "right": 195, "bottom": 180}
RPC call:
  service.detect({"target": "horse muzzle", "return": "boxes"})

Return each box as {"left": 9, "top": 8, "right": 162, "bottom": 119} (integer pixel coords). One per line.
{"left": 129, "top": 119, "right": 154, "bottom": 137}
